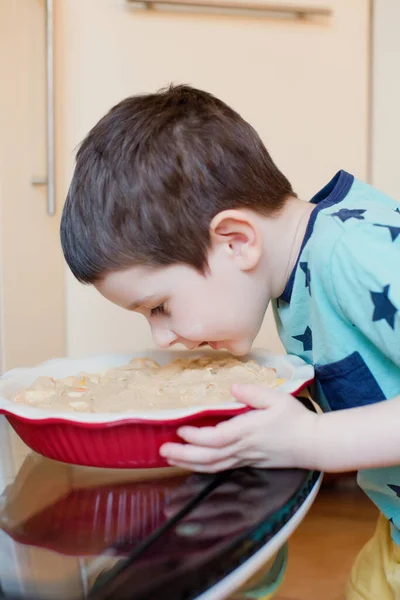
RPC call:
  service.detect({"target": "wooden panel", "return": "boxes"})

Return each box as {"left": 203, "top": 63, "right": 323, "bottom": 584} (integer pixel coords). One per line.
{"left": 0, "top": 0, "right": 66, "bottom": 370}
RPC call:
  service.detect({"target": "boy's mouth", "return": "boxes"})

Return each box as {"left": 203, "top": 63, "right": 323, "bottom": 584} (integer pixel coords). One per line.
{"left": 198, "top": 341, "right": 220, "bottom": 350}
{"left": 195, "top": 341, "right": 232, "bottom": 351}
{"left": 208, "top": 342, "right": 220, "bottom": 350}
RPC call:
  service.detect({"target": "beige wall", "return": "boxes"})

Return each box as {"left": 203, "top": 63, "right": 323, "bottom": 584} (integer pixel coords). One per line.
{"left": 371, "top": 0, "right": 400, "bottom": 199}
{"left": 56, "top": 0, "right": 370, "bottom": 357}
{"left": 0, "top": 0, "right": 66, "bottom": 371}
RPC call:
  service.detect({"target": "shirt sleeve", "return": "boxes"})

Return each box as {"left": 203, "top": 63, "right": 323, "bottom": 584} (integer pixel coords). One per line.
{"left": 329, "top": 221, "right": 400, "bottom": 367}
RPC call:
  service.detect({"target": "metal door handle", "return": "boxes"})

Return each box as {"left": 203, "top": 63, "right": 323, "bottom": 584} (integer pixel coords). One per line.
{"left": 31, "top": 0, "right": 55, "bottom": 217}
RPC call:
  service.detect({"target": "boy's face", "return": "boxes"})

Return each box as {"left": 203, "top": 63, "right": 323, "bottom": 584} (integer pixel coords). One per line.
{"left": 95, "top": 213, "right": 270, "bottom": 356}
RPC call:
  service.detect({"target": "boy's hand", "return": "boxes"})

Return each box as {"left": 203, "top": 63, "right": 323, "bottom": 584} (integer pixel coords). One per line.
{"left": 159, "top": 384, "right": 320, "bottom": 472}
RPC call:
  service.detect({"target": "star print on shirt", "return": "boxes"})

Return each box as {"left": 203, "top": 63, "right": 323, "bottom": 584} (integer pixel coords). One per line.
{"left": 331, "top": 208, "right": 366, "bottom": 222}
{"left": 394, "top": 208, "right": 400, "bottom": 214}
{"left": 371, "top": 284, "right": 398, "bottom": 330}
{"left": 300, "top": 262, "right": 311, "bottom": 295}
{"left": 293, "top": 326, "right": 312, "bottom": 351}
{"left": 388, "top": 484, "right": 400, "bottom": 498}
{"left": 373, "top": 223, "right": 400, "bottom": 242}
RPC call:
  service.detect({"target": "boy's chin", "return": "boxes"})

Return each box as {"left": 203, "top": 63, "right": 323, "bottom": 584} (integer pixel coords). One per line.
{"left": 222, "top": 339, "right": 253, "bottom": 357}
{"left": 190, "top": 338, "right": 254, "bottom": 356}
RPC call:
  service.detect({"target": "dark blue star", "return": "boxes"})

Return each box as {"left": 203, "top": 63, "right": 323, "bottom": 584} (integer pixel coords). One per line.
{"left": 374, "top": 223, "right": 400, "bottom": 241}
{"left": 293, "top": 326, "right": 312, "bottom": 351}
{"left": 371, "top": 284, "right": 398, "bottom": 330}
{"left": 300, "top": 262, "right": 311, "bottom": 295}
{"left": 331, "top": 208, "right": 366, "bottom": 222}
{"left": 388, "top": 484, "right": 400, "bottom": 498}
{"left": 394, "top": 208, "right": 400, "bottom": 214}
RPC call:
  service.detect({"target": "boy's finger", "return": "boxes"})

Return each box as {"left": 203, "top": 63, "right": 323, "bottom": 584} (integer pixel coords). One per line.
{"left": 166, "top": 456, "right": 241, "bottom": 473}
{"left": 231, "top": 383, "right": 278, "bottom": 408}
{"left": 160, "top": 441, "right": 238, "bottom": 465}
{"left": 176, "top": 422, "right": 240, "bottom": 447}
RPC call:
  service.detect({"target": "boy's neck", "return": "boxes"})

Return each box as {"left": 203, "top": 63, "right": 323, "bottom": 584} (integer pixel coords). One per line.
{"left": 260, "top": 196, "right": 315, "bottom": 299}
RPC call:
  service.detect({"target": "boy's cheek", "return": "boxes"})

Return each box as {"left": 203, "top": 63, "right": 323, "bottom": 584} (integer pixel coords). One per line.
{"left": 178, "top": 317, "right": 211, "bottom": 341}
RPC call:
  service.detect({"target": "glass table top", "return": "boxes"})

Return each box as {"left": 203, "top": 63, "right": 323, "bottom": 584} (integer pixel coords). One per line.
{"left": 0, "top": 398, "right": 320, "bottom": 600}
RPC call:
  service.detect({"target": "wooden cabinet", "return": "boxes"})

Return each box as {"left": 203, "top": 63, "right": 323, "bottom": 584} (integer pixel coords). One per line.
{"left": 56, "top": 0, "right": 370, "bottom": 357}
{"left": 0, "top": 1, "right": 65, "bottom": 371}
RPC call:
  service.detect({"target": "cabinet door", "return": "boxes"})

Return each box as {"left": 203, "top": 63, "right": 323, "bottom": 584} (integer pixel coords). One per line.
{"left": 58, "top": 0, "right": 369, "bottom": 356}
{"left": 0, "top": 1, "right": 66, "bottom": 370}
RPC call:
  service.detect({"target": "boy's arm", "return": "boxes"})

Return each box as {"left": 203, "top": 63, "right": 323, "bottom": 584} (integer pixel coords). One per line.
{"left": 308, "top": 394, "right": 400, "bottom": 472}
{"left": 160, "top": 386, "right": 400, "bottom": 474}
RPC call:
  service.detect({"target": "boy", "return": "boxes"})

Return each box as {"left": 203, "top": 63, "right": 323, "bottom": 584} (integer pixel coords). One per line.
{"left": 61, "top": 85, "right": 400, "bottom": 599}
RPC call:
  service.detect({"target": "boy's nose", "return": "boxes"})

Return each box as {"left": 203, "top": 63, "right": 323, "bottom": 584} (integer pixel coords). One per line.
{"left": 152, "top": 326, "right": 179, "bottom": 349}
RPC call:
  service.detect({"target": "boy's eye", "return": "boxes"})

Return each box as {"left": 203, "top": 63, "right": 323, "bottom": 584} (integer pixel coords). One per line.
{"left": 150, "top": 304, "right": 166, "bottom": 317}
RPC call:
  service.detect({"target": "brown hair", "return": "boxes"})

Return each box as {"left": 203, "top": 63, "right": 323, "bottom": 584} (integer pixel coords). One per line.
{"left": 61, "top": 85, "right": 295, "bottom": 283}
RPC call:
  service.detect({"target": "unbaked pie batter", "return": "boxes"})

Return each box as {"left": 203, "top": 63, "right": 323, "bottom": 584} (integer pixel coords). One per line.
{"left": 14, "top": 356, "right": 284, "bottom": 413}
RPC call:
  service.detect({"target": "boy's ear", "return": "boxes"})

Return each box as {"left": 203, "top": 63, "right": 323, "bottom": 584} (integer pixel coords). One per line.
{"left": 209, "top": 209, "right": 262, "bottom": 271}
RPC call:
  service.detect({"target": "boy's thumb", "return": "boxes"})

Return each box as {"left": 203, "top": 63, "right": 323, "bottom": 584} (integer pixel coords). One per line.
{"left": 231, "top": 383, "right": 275, "bottom": 409}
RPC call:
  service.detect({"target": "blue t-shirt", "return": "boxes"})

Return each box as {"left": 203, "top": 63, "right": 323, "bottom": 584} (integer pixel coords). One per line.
{"left": 273, "top": 170, "right": 400, "bottom": 542}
